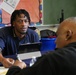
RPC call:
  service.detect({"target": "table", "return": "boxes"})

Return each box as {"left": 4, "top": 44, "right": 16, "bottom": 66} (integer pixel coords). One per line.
{"left": 0, "top": 50, "right": 50, "bottom": 66}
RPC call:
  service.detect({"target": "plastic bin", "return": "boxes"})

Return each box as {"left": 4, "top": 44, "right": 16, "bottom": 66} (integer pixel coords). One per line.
{"left": 40, "top": 38, "right": 56, "bottom": 51}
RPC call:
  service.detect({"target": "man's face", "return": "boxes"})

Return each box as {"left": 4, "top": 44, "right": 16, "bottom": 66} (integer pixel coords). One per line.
{"left": 55, "top": 25, "right": 68, "bottom": 49}
{"left": 13, "top": 14, "right": 29, "bottom": 34}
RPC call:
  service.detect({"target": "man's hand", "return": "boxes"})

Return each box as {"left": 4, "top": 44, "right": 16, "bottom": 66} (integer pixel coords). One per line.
{"left": 2, "top": 58, "right": 15, "bottom": 68}
{"left": 13, "top": 60, "right": 27, "bottom": 69}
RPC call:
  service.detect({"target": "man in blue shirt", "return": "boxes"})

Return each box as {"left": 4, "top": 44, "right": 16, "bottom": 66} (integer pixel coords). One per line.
{"left": 0, "top": 9, "right": 39, "bottom": 68}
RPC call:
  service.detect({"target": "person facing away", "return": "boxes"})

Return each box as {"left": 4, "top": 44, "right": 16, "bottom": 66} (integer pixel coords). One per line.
{"left": 6, "top": 17, "right": 76, "bottom": 75}
{"left": 0, "top": 9, "right": 39, "bottom": 68}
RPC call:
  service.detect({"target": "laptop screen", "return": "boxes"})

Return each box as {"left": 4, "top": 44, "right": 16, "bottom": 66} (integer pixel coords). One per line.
{"left": 18, "top": 42, "right": 41, "bottom": 54}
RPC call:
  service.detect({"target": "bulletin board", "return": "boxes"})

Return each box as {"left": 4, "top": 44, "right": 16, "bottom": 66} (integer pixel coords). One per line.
{"left": 0, "top": 0, "right": 42, "bottom": 25}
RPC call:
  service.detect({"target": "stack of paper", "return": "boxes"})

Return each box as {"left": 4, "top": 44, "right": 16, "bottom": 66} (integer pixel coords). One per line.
{"left": 0, "top": 67, "right": 8, "bottom": 75}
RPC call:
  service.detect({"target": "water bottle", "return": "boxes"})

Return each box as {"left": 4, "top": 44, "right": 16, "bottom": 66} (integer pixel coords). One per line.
{"left": 29, "top": 56, "right": 37, "bottom": 67}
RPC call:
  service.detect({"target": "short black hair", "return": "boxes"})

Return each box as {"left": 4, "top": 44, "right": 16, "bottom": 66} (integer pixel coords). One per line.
{"left": 10, "top": 9, "right": 31, "bottom": 27}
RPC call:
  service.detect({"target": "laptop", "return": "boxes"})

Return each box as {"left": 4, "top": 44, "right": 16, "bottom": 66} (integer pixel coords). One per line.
{"left": 18, "top": 42, "right": 42, "bottom": 60}
{"left": 18, "top": 42, "right": 41, "bottom": 53}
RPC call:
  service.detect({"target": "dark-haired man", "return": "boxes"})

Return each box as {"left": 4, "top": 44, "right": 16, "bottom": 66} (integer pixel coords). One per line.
{"left": 0, "top": 9, "right": 39, "bottom": 68}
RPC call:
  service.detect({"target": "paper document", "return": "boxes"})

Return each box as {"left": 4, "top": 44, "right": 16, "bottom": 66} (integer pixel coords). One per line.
{"left": 1, "top": 0, "right": 20, "bottom": 14}
{"left": 18, "top": 51, "right": 41, "bottom": 60}
{"left": 0, "top": 67, "right": 8, "bottom": 75}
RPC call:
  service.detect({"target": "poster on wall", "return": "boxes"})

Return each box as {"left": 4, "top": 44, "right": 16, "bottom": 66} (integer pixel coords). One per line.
{"left": 0, "top": 0, "right": 42, "bottom": 25}
{"left": 1, "top": 0, "right": 20, "bottom": 14}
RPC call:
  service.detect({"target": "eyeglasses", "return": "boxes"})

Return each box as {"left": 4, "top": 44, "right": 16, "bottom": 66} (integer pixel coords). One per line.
{"left": 16, "top": 19, "right": 29, "bottom": 24}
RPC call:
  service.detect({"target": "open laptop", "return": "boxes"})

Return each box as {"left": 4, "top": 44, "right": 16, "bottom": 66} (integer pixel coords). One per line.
{"left": 18, "top": 42, "right": 41, "bottom": 53}
{"left": 17, "top": 42, "right": 42, "bottom": 60}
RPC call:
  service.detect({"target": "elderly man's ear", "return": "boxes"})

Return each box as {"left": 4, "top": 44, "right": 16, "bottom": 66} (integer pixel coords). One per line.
{"left": 65, "top": 30, "right": 73, "bottom": 40}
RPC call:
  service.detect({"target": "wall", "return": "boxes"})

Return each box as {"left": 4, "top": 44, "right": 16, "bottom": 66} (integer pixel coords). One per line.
{"left": 43, "top": 0, "right": 76, "bottom": 25}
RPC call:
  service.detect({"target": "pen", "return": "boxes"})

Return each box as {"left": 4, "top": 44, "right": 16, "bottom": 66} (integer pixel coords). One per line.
{"left": 16, "top": 53, "right": 22, "bottom": 62}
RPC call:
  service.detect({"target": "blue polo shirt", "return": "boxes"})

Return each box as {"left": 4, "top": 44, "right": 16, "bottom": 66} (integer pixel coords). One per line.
{"left": 0, "top": 26, "right": 39, "bottom": 56}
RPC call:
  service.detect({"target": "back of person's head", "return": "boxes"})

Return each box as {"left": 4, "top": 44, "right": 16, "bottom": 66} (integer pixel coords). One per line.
{"left": 10, "top": 9, "right": 30, "bottom": 27}
{"left": 56, "top": 17, "right": 76, "bottom": 48}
